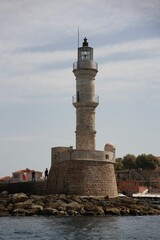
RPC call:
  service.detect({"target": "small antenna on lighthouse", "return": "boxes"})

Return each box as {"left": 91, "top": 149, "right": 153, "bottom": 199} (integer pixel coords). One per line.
{"left": 78, "top": 26, "right": 79, "bottom": 48}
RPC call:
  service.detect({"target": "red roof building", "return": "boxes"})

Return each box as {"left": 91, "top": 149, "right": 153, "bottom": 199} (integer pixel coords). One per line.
{"left": 116, "top": 169, "right": 160, "bottom": 196}
{"left": 0, "top": 176, "right": 12, "bottom": 182}
{"left": 12, "top": 168, "right": 42, "bottom": 182}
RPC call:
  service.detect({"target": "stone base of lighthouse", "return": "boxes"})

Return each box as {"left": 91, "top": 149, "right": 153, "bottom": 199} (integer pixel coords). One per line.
{"left": 47, "top": 145, "right": 118, "bottom": 198}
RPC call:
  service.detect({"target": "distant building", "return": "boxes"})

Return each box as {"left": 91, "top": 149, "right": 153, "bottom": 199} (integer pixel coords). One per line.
{"left": 116, "top": 168, "right": 160, "bottom": 196}
{"left": 0, "top": 176, "right": 12, "bottom": 182}
{"left": 12, "top": 169, "right": 42, "bottom": 182}
{"left": 0, "top": 168, "right": 42, "bottom": 183}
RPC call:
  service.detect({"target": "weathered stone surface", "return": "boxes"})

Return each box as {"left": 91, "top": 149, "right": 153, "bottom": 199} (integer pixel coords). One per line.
{"left": 12, "top": 208, "right": 28, "bottom": 216}
{"left": 70, "top": 195, "right": 82, "bottom": 203}
{"left": 0, "top": 193, "right": 160, "bottom": 217}
{"left": 45, "top": 200, "right": 67, "bottom": 211}
{"left": 118, "top": 205, "right": 130, "bottom": 216}
{"left": 67, "top": 209, "right": 80, "bottom": 216}
{"left": 0, "top": 204, "right": 9, "bottom": 216}
{"left": 66, "top": 201, "right": 83, "bottom": 211}
{"left": 12, "top": 193, "right": 28, "bottom": 203}
{"left": 13, "top": 200, "right": 33, "bottom": 210}
{"left": 30, "top": 195, "right": 45, "bottom": 203}
{"left": 0, "top": 191, "right": 8, "bottom": 196}
{"left": 30, "top": 204, "right": 43, "bottom": 213}
{"left": 42, "top": 208, "right": 58, "bottom": 216}
{"left": 48, "top": 149, "right": 118, "bottom": 198}
{"left": 57, "top": 210, "right": 67, "bottom": 216}
{"left": 104, "top": 207, "right": 120, "bottom": 216}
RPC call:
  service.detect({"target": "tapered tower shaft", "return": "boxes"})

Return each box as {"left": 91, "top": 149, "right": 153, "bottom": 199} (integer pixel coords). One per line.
{"left": 73, "top": 38, "right": 99, "bottom": 150}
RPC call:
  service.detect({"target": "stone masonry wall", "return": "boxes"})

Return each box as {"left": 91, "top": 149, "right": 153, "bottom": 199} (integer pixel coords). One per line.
{"left": 47, "top": 159, "right": 118, "bottom": 198}
{"left": 51, "top": 147, "right": 115, "bottom": 163}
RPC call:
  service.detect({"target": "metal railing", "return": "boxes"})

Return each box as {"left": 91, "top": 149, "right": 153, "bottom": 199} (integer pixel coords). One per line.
{"left": 73, "top": 61, "right": 98, "bottom": 71}
{"left": 72, "top": 95, "right": 99, "bottom": 104}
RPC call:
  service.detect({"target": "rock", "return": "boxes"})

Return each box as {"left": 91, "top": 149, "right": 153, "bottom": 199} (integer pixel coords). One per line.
{"left": 12, "top": 205, "right": 42, "bottom": 216}
{"left": 104, "top": 207, "right": 120, "bottom": 216}
{"left": 152, "top": 209, "right": 160, "bottom": 215}
{"left": 42, "top": 207, "right": 58, "bottom": 216}
{"left": 0, "top": 192, "right": 160, "bottom": 217}
{"left": 57, "top": 210, "right": 67, "bottom": 216}
{"left": 66, "top": 201, "right": 85, "bottom": 215}
{"left": 30, "top": 195, "right": 45, "bottom": 204}
{"left": 94, "top": 206, "right": 105, "bottom": 215}
{"left": 12, "top": 208, "right": 27, "bottom": 216}
{"left": 0, "top": 191, "right": 8, "bottom": 196}
{"left": 83, "top": 211, "right": 95, "bottom": 216}
{"left": 12, "top": 193, "right": 28, "bottom": 203}
{"left": 66, "top": 201, "right": 83, "bottom": 211}
{"left": 83, "top": 202, "right": 105, "bottom": 216}
{"left": 13, "top": 200, "right": 33, "bottom": 210}
{"left": 98, "top": 199, "right": 114, "bottom": 208}
{"left": 45, "top": 200, "right": 67, "bottom": 211}
{"left": 7, "top": 203, "right": 14, "bottom": 213}
{"left": 129, "top": 209, "right": 140, "bottom": 216}
{"left": 67, "top": 209, "right": 80, "bottom": 216}
{"left": 30, "top": 204, "right": 43, "bottom": 213}
{"left": 83, "top": 202, "right": 95, "bottom": 212}
{"left": 0, "top": 204, "right": 9, "bottom": 216}
{"left": 0, "top": 199, "right": 7, "bottom": 207}
{"left": 12, "top": 202, "right": 43, "bottom": 215}
{"left": 70, "top": 195, "right": 82, "bottom": 203}
{"left": 25, "top": 209, "right": 39, "bottom": 216}
{"left": 59, "top": 194, "right": 67, "bottom": 201}
{"left": 119, "top": 207, "right": 130, "bottom": 216}
{"left": 43, "top": 194, "right": 58, "bottom": 204}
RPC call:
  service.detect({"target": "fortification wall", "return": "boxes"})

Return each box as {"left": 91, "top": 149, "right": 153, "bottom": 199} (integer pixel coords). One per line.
{"left": 47, "top": 159, "right": 118, "bottom": 197}
{"left": 51, "top": 147, "right": 115, "bottom": 163}
{"left": 0, "top": 181, "right": 47, "bottom": 195}
{"left": 48, "top": 147, "right": 118, "bottom": 197}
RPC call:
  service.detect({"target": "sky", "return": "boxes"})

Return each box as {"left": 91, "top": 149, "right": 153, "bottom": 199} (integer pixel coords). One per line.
{"left": 0, "top": 0, "right": 160, "bottom": 178}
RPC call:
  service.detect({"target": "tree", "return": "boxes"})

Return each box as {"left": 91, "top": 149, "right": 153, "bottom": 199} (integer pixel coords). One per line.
{"left": 148, "top": 154, "right": 160, "bottom": 167}
{"left": 115, "top": 158, "right": 124, "bottom": 171}
{"left": 136, "top": 154, "right": 157, "bottom": 170}
{"left": 122, "top": 154, "right": 136, "bottom": 170}
{"left": 115, "top": 153, "right": 159, "bottom": 171}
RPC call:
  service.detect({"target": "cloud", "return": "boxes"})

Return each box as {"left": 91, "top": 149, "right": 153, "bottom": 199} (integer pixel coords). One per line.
{"left": 98, "top": 57, "right": 160, "bottom": 103}
{"left": 0, "top": 48, "right": 75, "bottom": 76}
{"left": 0, "top": 0, "right": 159, "bottom": 47}
{"left": 0, "top": 1, "right": 159, "bottom": 104}
{"left": 0, "top": 67, "right": 74, "bottom": 103}
{"left": 96, "top": 38, "right": 160, "bottom": 58}
{"left": 0, "top": 36, "right": 160, "bottom": 104}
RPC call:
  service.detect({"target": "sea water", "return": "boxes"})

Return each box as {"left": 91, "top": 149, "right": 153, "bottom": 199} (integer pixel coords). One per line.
{"left": 0, "top": 216, "right": 160, "bottom": 240}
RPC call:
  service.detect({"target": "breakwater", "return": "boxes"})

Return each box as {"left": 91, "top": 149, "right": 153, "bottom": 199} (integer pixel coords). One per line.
{"left": 0, "top": 192, "right": 160, "bottom": 217}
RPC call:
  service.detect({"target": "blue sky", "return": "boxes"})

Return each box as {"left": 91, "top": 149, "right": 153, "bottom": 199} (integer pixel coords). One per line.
{"left": 0, "top": 0, "right": 160, "bottom": 177}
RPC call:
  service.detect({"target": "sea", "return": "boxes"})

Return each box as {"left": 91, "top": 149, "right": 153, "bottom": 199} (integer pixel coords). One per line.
{"left": 0, "top": 216, "right": 160, "bottom": 240}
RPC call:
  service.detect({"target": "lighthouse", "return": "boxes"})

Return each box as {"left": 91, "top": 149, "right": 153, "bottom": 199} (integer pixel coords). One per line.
{"left": 73, "top": 37, "right": 98, "bottom": 150}
{"left": 47, "top": 38, "right": 118, "bottom": 197}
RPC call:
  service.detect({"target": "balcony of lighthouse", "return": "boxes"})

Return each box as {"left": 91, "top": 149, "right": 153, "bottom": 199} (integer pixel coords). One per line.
{"left": 72, "top": 95, "right": 99, "bottom": 108}
{"left": 73, "top": 61, "right": 98, "bottom": 71}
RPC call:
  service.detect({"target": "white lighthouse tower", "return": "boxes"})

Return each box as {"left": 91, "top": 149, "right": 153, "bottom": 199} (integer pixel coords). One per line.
{"left": 73, "top": 37, "right": 99, "bottom": 150}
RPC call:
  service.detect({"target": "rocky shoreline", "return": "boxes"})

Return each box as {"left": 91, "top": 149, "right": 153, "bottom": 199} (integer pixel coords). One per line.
{"left": 0, "top": 192, "right": 160, "bottom": 217}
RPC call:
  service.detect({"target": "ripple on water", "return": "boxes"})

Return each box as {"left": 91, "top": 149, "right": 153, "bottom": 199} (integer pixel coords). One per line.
{"left": 0, "top": 216, "right": 160, "bottom": 240}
